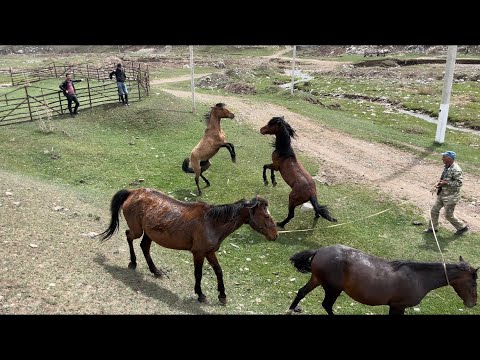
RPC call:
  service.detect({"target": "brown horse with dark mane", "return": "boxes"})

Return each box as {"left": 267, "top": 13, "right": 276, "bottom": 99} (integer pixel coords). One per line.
{"left": 99, "top": 188, "right": 278, "bottom": 304}
{"left": 287, "top": 244, "right": 478, "bottom": 315}
{"left": 260, "top": 116, "right": 337, "bottom": 228}
{"left": 182, "top": 103, "right": 236, "bottom": 195}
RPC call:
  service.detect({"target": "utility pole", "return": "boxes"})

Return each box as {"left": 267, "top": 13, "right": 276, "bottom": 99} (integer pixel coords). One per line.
{"left": 189, "top": 45, "right": 196, "bottom": 113}
{"left": 290, "top": 45, "right": 296, "bottom": 95}
{"left": 435, "top": 45, "right": 457, "bottom": 144}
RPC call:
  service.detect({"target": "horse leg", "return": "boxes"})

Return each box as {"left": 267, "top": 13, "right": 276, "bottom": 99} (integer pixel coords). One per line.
{"left": 206, "top": 252, "right": 226, "bottom": 305}
{"left": 194, "top": 174, "right": 202, "bottom": 196}
{"left": 125, "top": 229, "right": 137, "bottom": 269}
{"left": 388, "top": 306, "right": 406, "bottom": 315}
{"left": 277, "top": 205, "right": 295, "bottom": 228}
{"left": 321, "top": 286, "right": 342, "bottom": 315}
{"left": 270, "top": 169, "right": 276, "bottom": 186}
{"left": 140, "top": 233, "right": 165, "bottom": 278}
{"left": 193, "top": 252, "right": 207, "bottom": 302}
{"left": 200, "top": 160, "right": 211, "bottom": 187}
{"left": 221, "top": 143, "right": 236, "bottom": 162}
{"left": 263, "top": 164, "right": 276, "bottom": 186}
{"left": 287, "top": 276, "right": 321, "bottom": 314}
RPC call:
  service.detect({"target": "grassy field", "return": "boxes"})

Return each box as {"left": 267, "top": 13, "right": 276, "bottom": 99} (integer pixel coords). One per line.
{"left": 1, "top": 86, "right": 479, "bottom": 314}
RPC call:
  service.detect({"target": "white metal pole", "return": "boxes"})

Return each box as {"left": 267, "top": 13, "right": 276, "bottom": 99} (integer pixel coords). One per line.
{"left": 189, "top": 45, "right": 196, "bottom": 113}
{"left": 290, "top": 45, "right": 296, "bottom": 95}
{"left": 435, "top": 45, "right": 457, "bottom": 144}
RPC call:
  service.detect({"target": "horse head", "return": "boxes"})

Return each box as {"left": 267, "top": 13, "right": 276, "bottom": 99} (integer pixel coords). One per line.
{"left": 246, "top": 195, "right": 278, "bottom": 241}
{"left": 450, "top": 256, "right": 478, "bottom": 308}
{"left": 212, "top": 103, "right": 235, "bottom": 119}
{"left": 260, "top": 116, "right": 296, "bottom": 138}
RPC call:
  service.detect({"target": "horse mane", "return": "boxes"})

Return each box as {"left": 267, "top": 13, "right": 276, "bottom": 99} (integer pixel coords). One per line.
{"left": 206, "top": 198, "right": 247, "bottom": 222}
{"left": 206, "top": 196, "right": 262, "bottom": 223}
{"left": 390, "top": 260, "right": 450, "bottom": 272}
{"left": 270, "top": 117, "right": 296, "bottom": 158}
{"left": 203, "top": 103, "right": 226, "bottom": 124}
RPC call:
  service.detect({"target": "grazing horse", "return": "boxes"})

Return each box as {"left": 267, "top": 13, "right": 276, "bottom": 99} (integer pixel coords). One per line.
{"left": 260, "top": 116, "right": 337, "bottom": 228}
{"left": 287, "top": 244, "right": 478, "bottom": 315}
{"left": 182, "top": 103, "right": 236, "bottom": 195}
{"left": 99, "top": 188, "right": 278, "bottom": 304}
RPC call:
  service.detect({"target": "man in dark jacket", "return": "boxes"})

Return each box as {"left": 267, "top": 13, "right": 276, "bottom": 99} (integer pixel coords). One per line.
{"left": 59, "top": 73, "right": 83, "bottom": 116}
{"left": 109, "top": 63, "right": 129, "bottom": 106}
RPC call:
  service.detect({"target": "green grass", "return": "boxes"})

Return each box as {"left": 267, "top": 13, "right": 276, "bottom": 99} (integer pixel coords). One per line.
{"left": 0, "top": 89, "right": 479, "bottom": 315}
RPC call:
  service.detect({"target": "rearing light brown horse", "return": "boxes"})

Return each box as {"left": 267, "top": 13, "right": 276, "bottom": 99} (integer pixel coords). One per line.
{"left": 260, "top": 116, "right": 337, "bottom": 228}
{"left": 99, "top": 188, "right": 278, "bottom": 304}
{"left": 182, "top": 103, "right": 235, "bottom": 195}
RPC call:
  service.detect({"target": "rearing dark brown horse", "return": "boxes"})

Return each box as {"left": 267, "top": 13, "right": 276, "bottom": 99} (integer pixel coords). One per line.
{"left": 99, "top": 188, "right": 278, "bottom": 304}
{"left": 287, "top": 244, "right": 478, "bottom": 315}
{"left": 182, "top": 103, "right": 235, "bottom": 195}
{"left": 260, "top": 116, "right": 337, "bottom": 228}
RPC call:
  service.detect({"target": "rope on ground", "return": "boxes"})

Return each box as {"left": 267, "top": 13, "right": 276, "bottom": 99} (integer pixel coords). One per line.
{"left": 277, "top": 199, "right": 410, "bottom": 233}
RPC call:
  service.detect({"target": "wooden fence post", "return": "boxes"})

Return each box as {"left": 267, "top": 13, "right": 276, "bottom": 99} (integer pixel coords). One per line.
{"left": 9, "top": 67, "right": 13, "bottom": 85}
{"left": 58, "top": 92, "right": 64, "bottom": 115}
{"left": 137, "top": 64, "right": 141, "bottom": 100}
{"left": 24, "top": 85, "right": 33, "bottom": 122}
{"left": 146, "top": 64, "right": 150, "bottom": 96}
{"left": 86, "top": 65, "right": 93, "bottom": 108}
{"left": 53, "top": 62, "right": 57, "bottom": 77}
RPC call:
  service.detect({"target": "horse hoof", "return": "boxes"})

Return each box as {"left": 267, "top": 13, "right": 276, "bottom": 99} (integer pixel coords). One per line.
{"left": 128, "top": 262, "right": 137, "bottom": 269}
{"left": 231, "top": 157, "right": 236, "bottom": 163}
{"left": 198, "top": 295, "right": 207, "bottom": 303}
{"left": 293, "top": 306, "right": 302, "bottom": 313}
{"left": 219, "top": 296, "right": 227, "bottom": 305}
{"left": 276, "top": 222, "right": 285, "bottom": 229}
{"left": 153, "top": 271, "right": 164, "bottom": 278}
{"left": 264, "top": 181, "right": 268, "bottom": 186}
{"left": 272, "top": 182, "right": 277, "bottom": 187}
{"left": 285, "top": 309, "right": 295, "bottom": 315}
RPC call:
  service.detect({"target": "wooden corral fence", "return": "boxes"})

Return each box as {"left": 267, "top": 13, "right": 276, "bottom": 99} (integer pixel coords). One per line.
{"left": 0, "top": 62, "right": 150, "bottom": 126}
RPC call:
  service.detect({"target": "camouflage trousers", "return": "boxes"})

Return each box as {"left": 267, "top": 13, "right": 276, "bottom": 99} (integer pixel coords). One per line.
{"left": 430, "top": 194, "right": 466, "bottom": 230}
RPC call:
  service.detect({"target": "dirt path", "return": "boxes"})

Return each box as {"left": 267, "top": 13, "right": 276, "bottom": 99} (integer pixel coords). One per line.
{"left": 150, "top": 73, "right": 206, "bottom": 85}
{"left": 264, "top": 46, "right": 293, "bottom": 58}
{"left": 161, "top": 88, "right": 480, "bottom": 231}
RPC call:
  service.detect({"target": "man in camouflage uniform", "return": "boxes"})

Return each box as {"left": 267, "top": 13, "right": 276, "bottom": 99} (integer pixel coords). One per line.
{"left": 424, "top": 151, "right": 469, "bottom": 235}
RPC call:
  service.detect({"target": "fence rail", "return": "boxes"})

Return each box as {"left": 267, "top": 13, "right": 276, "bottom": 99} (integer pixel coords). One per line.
{"left": 0, "top": 61, "right": 149, "bottom": 125}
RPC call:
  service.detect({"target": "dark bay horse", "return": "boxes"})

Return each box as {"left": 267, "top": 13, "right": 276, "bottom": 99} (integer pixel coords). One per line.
{"left": 260, "top": 116, "right": 337, "bottom": 228}
{"left": 287, "top": 244, "right": 478, "bottom": 315}
{"left": 182, "top": 103, "right": 236, "bottom": 195}
{"left": 99, "top": 188, "right": 278, "bottom": 304}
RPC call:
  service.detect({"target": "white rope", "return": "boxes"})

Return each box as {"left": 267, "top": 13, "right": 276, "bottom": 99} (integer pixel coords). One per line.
{"left": 277, "top": 199, "right": 410, "bottom": 234}
{"left": 427, "top": 199, "right": 450, "bottom": 285}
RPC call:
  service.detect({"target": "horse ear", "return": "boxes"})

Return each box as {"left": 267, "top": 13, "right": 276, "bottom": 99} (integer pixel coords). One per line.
{"left": 459, "top": 256, "right": 465, "bottom": 262}
{"left": 246, "top": 198, "right": 258, "bottom": 209}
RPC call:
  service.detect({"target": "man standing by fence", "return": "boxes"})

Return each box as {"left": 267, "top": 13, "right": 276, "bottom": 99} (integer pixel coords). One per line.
{"left": 109, "top": 63, "right": 129, "bottom": 106}
{"left": 59, "top": 73, "right": 83, "bottom": 117}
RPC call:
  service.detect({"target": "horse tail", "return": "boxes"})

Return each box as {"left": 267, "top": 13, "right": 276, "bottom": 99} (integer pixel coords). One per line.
{"left": 182, "top": 158, "right": 194, "bottom": 173}
{"left": 290, "top": 249, "right": 317, "bottom": 273}
{"left": 99, "top": 189, "right": 132, "bottom": 241}
{"left": 310, "top": 196, "right": 338, "bottom": 223}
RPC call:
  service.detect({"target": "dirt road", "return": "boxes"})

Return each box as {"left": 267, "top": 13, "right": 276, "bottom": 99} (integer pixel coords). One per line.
{"left": 162, "top": 88, "right": 480, "bottom": 231}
